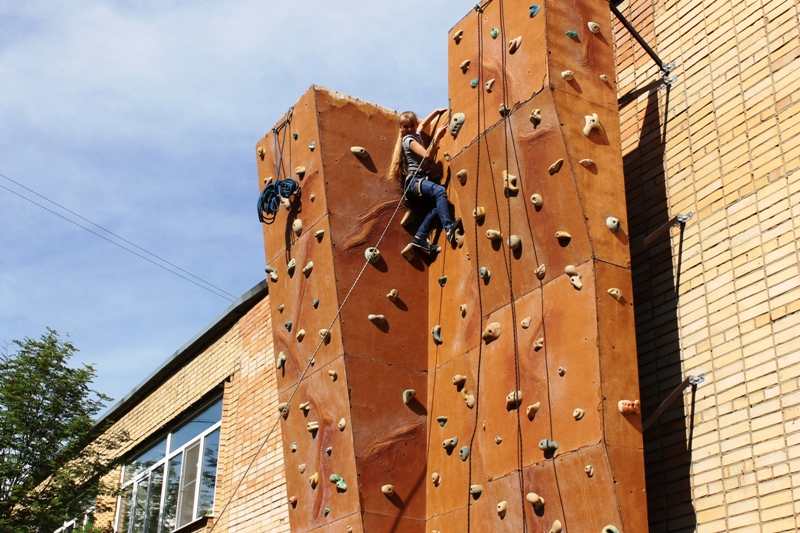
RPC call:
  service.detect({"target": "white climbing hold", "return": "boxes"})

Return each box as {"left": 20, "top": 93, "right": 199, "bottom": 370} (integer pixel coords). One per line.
{"left": 276, "top": 352, "right": 287, "bottom": 369}
{"left": 565, "top": 265, "right": 582, "bottom": 290}
{"left": 298, "top": 463, "right": 306, "bottom": 474}
{"left": 473, "top": 206, "right": 486, "bottom": 219}
{"left": 506, "top": 390, "right": 523, "bottom": 409}
{"left": 403, "top": 389, "right": 416, "bottom": 404}
{"left": 401, "top": 209, "right": 415, "bottom": 226}
{"left": 508, "top": 36, "right": 522, "bottom": 54}
{"left": 463, "top": 391, "right": 475, "bottom": 408}
{"left": 442, "top": 437, "right": 458, "bottom": 450}
{"left": 585, "top": 465, "right": 594, "bottom": 477}
{"left": 573, "top": 408, "right": 585, "bottom": 420}
{"left": 469, "top": 485, "right": 483, "bottom": 495}
{"left": 530, "top": 193, "right": 543, "bottom": 208}
{"left": 607, "top": 288, "right": 622, "bottom": 300}
{"left": 314, "top": 229, "right": 324, "bottom": 240}
{"left": 309, "top": 194, "right": 315, "bottom": 201}
{"left": 460, "top": 60, "right": 471, "bottom": 72}
{"left": 521, "top": 316, "right": 531, "bottom": 329}
{"left": 499, "top": 103, "right": 510, "bottom": 116}
{"left": 292, "top": 219, "right": 303, "bottom": 236}
{"left": 296, "top": 329, "right": 306, "bottom": 341}
{"left": 307, "top": 421, "right": 319, "bottom": 432}
{"left": 460, "top": 303, "right": 467, "bottom": 316}
{"left": 526, "top": 492, "right": 545, "bottom": 509}
{"left": 478, "top": 267, "right": 491, "bottom": 281}
{"left": 530, "top": 108, "right": 542, "bottom": 126}
{"left": 550, "top": 519, "right": 563, "bottom": 533}
{"left": 535, "top": 264, "right": 546, "bottom": 279}
{"left": 508, "top": 235, "right": 521, "bottom": 249}
{"left": 526, "top": 402, "right": 541, "bottom": 420}
{"left": 387, "top": 289, "right": 399, "bottom": 300}
{"left": 455, "top": 227, "right": 465, "bottom": 248}
{"left": 257, "top": 146, "right": 266, "bottom": 159}
{"left": 454, "top": 30, "right": 464, "bottom": 43}
{"left": 579, "top": 159, "right": 595, "bottom": 167}
{"left": 482, "top": 322, "right": 501, "bottom": 342}
{"left": 588, "top": 21, "right": 601, "bottom": 33}
{"left": 556, "top": 231, "right": 571, "bottom": 241}
{"left": 497, "top": 500, "right": 508, "bottom": 518}
{"left": 299, "top": 401, "right": 310, "bottom": 412}
{"left": 549, "top": 158, "right": 564, "bottom": 174}
{"left": 288, "top": 495, "right": 297, "bottom": 505}
{"left": 606, "top": 216, "right": 621, "bottom": 232}
{"left": 381, "top": 484, "right": 395, "bottom": 496}
{"left": 432, "top": 325, "right": 443, "bottom": 345}
{"left": 338, "top": 418, "right": 346, "bottom": 430}
{"left": 302, "top": 261, "right": 314, "bottom": 276}
{"left": 278, "top": 402, "right": 289, "bottom": 418}
{"left": 368, "top": 314, "right": 386, "bottom": 324}
{"left": 318, "top": 329, "right": 330, "bottom": 342}
{"left": 618, "top": 399, "right": 641, "bottom": 414}
{"left": 534, "top": 338, "right": 544, "bottom": 351}
{"left": 401, "top": 243, "right": 415, "bottom": 261}
{"left": 452, "top": 374, "right": 467, "bottom": 387}
{"left": 350, "top": 146, "right": 368, "bottom": 157}
{"left": 486, "top": 229, "right": 502, "bottom": 240}
{"left": 286, "top": 258, "right": 296, "bottom": 275}
{"left": 329, "top": 369, "right": 338, "bottom": 381}
{"left": 456, "top": 169, "right": 468, "bottom": 185}
{"left": 503, "top": 170, "right": 519, "bottom": 194}
{"left": 558, "top": 366, "right": 566, "bottom": 376}
{"left": 295, "top": 166, "right": 306, "bottom": 178}
{"left": 485, "top": 78, "right": 495, "bottom": 92}
{"left": 599, "top": 74, "right": 609, "bottom": 82}
{"left": 432, "top": 472, "right": 441, "bottom": 486}
{"left": 583, "top": 113, "right": 605, "bottom": 136}
{"left": 561, "top": 70, "right": 574, "bottom": 81}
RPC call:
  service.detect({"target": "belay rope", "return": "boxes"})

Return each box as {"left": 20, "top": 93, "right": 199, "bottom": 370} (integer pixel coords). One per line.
{"left": 257, "top": 107, "right": 302, "bottom": 224}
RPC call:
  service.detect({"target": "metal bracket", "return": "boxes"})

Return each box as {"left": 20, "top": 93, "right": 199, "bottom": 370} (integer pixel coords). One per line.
{"left": 642, "top": 374, "right": 705, "bottom": 431}
{"left": 688, "top": 374, "right": 705, "bottom": 386}
{"left": 676, "top": 212, "right": 693, "bottom": 225}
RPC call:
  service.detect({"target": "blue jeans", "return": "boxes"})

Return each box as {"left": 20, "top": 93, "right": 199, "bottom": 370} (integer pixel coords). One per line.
{"left": 407, "top": 177, "right": 454, "bottom": 239}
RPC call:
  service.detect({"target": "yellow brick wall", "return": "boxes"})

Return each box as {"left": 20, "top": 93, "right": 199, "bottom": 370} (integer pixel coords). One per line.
{"left": 614, "top": 0, "right": 800, "bottom": 531}
{"left": 91, "top": 294, "right": 289, "bottom": 533}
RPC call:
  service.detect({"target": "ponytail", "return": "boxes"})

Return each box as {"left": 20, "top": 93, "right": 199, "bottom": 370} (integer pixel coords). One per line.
{"left": 387, "top": 132, "right": 404, "bottom": 182}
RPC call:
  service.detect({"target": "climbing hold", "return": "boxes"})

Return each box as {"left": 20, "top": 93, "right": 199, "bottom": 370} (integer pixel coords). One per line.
{"left": 557, "top": 367, "right": 566, "bottom": 376}
{"left": 463, "top": 392, "right": 475, "bottom": 408}
{"left": 566, "top": 30, "right": 578, "bottom": 39}
{"left": 278, "top": 402, "right": 290, "bottom": 419}
{"left": 459, "top": 446, "right": 470, "bottom": 461}
{"left": 499, "top": 103, "right": 511, "bottom": 116}
{"left": 606, "top": 216, "right": 621, "bottom": 232}
{"left": 509, "top": 36, "right": 522, "bottom": 54}
{"left": 573, "top": 408, "right": 585, "bottom": 420}
{"left": 287, "top": 258, "right": 297, "bottom": 275}
{"left": 289, "top": 441, "right": 296, "bottom": 452}
{"left": 284, "top": 321, "right": 293, "bottom": 332}
{"left": 387, "top": 289, "right": 399, "bottom": 300}
{"left": 583, "top": 113, "right": 604, "bottom": 136}
{"left": 296, "top": 329, "right": 306, "bottom": 341}
{"left": 530, "top": 4, "right": 541, "bottom": 17}
{"left": 292, "top": 219, "right": 303, "bottom": 236}
{"left": 432, "top": 325, "right": 443, "bottom": 345}
{"left": 288, "top": 495, "right": 297, "bottom": 506}
{"left": 324, "top": 508, "right": 331, "bottom": 517}
{"left": 539, "top": 439, "right": 558, "bottom": 451}
{"left": 618, "top": 399, "right": 641, "bottom": 414}
{"left": 508, "top": 235, "right": 521, "bottom": 249}
{"left": 561, "top": 70, "right": 574, "bottom": 81}
{"left": 503, "top": 170, "right": 519, "bottom": 194}
{"left": 521, "top": 316, "right": 532, "bottom": 329}
{"left": 495, "top": 436, "right": 503, "bottom": 444}
{"left": 438, "top": 276, "right": 448, "bottom": 287}
{"left": 365, "top": 247, "right": 381, "bottom": 263}
{"left": 478, "top": 267, "right": 491, "bottom": 281}
{"left": 556, "top": 231, "right": 572, "bottom": 243}
{"left": 338, "top": 418, "right": 346, "bottom": 430}
{"left": 402, "top": 389, "right": 416, "bottom": 404}
{"left": 330, "top": 474, "right": 347, "bottom": 491}
{"left": 482, "top": 322, "right": 501, "bottom": 342}
{"left": 473, "top": 206, "right": 485, "bottom": 219}
{"left": 530, "top": 108, "right": 542, "bottom": 126}
{"left": 295, "top": 166, "right": 306, "bottom": 178}
{"left": 526, "top": 492, "right": 545, "bottom": 509}
{"left": 443, "top": 151, "right": 451, "bottom": 162}
{"left": 550, "top": 519, "right": 563, "bottom": 533}
{"left": 442, "top": 437, "right": 458, "bottom": 450}
{"left": 401, "top": 243, "right": 415, "bottom": 261}
{"left": 565, "top": 265, "right": 582, "bottom": 290}
{"left": 453, "top": 374, "right": 467, "bottom": 387}
{"left": 602, "top": 526, "right": 620, "bottom": 533}
{"left": 277, "top": 304, "right": 284, "bottom": 313}
{"left": 497, "top": 501, "right": 508, "bottom": 518}
{"left": 470, "top": 77, "right": 479, "bottom": 88}
{"left": 308, "top": 141, "right": 315, "bottom": 151}
{"left": 506, "top": 390, "right": 523, "bottom": 409}
{"left": 450, "top": 113, "right": 466, "bottom": 137}
{"left": 585, "top": 465, "right": 594, "bottom": 477}
{"left": 454, "top": 227, "right": 465, "bottom": 246}
{"left": 490, "top": 27, "right": 499, "bottom": 38}
{"left": 312, "top": 298, "right": 319, "bottom": 308}
{"left": 456, "top": 169, "right": 468, "bottom": 185}
{"left": 486, "top": 229, "right": 502, "bottom": 240}
{"left": 319, "top": 329, "right": 331, "bottom": 343}
{"left": 368, "top": 314, "right": 386, "bottom": 324}
{"left": 257, "top": 146, "right": 266, "bottom": 159}
{"left": 530, "top": 194, "right": 543, "bottom": 208}
{"left": 276, "top": 352, "right": 287, "bottom": 369}
{"left": 485, "top": 78, "right": 495, "bottom": 92}
{"left": 329, "top": 370, "right": 338, "bottom": 381}
{"left": 588, "top": 21, "right": 601, "bottom": 33}
{"left": 534, "top": 338, "right": 544, "bottom": 351}
{"left": 381, "top": 484, "right": 395, "bottom": 496}
{"left": 579, "top": 158, "right": 595, "bottom": 167}
{"left": 400, "top": 210, "right": 415, "bottom": 226}
{"left": 460, "top": 304, "right": 468, "bottom": 316}
{"left": 292, "top": 132, "right": 298, "bottom": 140}
{"left": 302, "top": 261, "right": 314, "bottom": 276}
{"left": 350, "top": 146, "right": 368, "bottom": 158}
{"left": 454, "top": 30, "right": 464, "bottom": 43}
{"left": 265, "top": 265, "right": 278, "bottom": 282}
{"left": 299, "top": 401, "right": 310, "bottom": 413}
{"left": 599, "top": 74, "right": 609, "bottom": 82}
{"left": 526, "top": 402, "right": 541, "bottom": 420}
{"left": 535, "top": 264, "right": 546, "bottom": 279}
{"left": 298, "top": 463, "right": 306, "bottom": 474}
{"left": 437, "top": 416, "right": 448, "bottom": 427}
{"left": 307, "top": 421, "right": 319, "bottom": 432}
{"left": 432, "top": 472, "right": 441, "bottom": 486}
{"left": 309, "top": 194, "right": 315, "bottom": 201}
{"left": 607, "top": 288, "right": 622, "bottom": 300}
{"left": 314, "top": 229, "right": 324, "bottom": 241}
{"left": 459, "top": 60, "right": 471, "bottom": 72}
{"left": 470, "top": 485, "right": 483, "bottom": 496}
{"left": 549, "top": 158, "right": 564, "bottom": 174}
{"left": 309, "top": 472, "right": 319, "bottom": 487}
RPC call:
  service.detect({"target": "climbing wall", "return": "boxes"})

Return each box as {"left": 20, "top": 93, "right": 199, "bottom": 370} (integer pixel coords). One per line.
{"left": 256, "top": 87, "right": 430, "bottom": 533}
{"left": 256, "top": 1, "right": 648, "bottom": 531}
{"left": 426, "top": 0, "right": 647, "bottom": 532}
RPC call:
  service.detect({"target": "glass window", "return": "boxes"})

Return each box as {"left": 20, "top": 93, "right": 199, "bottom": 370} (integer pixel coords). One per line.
{"left": 117, "top": 395, "right": 222, "bottom": 533}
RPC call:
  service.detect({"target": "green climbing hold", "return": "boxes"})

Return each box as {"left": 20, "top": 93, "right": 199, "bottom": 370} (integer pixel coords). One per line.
{"left": 330, "top": 474, "right": 348, "bottom": 491}
{"left": 566, "top": 30, "right": 578, "bottom": 39}
{"left": 490, "top": 27, "right": 499, "bottom": 39}
{"left": 324, "top": 508, "right": 330, "bottom": 517}
{"left": 312, "top": 298, "right": 319, "bottom": 309}
{"left": 470, "top": 78, "right": 479, "bottom": 88}
{"left": 365, "top": 247, "right": 381, "bottom": 264}
{"left": 437, "top": 416, "right": 448, "bottom": 427}
{"left": 530, "top": 5, "right": 540, "bottom": 17}
{"left": 292, "top": 132, "right": 298, "bottom": 139}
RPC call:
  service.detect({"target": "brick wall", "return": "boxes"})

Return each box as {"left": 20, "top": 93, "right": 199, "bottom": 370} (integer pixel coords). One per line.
{"left": 91, "top": 292, "right": 290, "bottom": 533}
{"left": 614, "top": 0, "right": 800, "bottom": 530}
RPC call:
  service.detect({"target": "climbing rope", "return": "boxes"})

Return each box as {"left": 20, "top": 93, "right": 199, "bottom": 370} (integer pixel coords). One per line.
{"left": 257, "top": 108, "right": 301, "bottom": 224}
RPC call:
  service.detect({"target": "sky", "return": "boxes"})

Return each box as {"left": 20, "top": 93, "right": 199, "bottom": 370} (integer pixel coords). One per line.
{"left": 0, "top": 0, "right": 470, "bottom": 412}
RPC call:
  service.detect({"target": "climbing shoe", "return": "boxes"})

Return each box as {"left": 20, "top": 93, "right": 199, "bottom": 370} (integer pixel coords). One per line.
{"left": 446, "top": 217, "right": 463, "bottom": 245}
{"left": 411, "top": 235, "right": 437, "bottom": 252}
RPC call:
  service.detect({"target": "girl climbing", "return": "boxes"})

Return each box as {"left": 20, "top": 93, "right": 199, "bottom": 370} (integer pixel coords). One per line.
{"left": 388, "top": 109, "right": 462, "bottom": 252}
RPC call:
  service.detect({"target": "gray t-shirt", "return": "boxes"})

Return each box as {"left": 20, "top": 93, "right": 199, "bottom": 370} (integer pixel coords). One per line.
{"left": 402, "top": 133, "right": 425, "bottom": 179}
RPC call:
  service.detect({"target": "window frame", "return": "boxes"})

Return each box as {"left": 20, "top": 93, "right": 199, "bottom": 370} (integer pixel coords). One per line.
{"left": 115, "top": 397, "right": 222, "bottom": 533}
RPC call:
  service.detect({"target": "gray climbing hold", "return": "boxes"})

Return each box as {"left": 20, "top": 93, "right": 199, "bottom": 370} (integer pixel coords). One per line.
{"left": 287, "top": 258, "right": 296, "bottom": 275}
{"left": 438, "top": 276, "right": 448, "bottom": 287}
{"left": 485, "top": 78, "right": 495, "bottom": 92}
{"left": 534, "top": 338, "right": 544, "bottom": 350}
{"left": 529, "top": 4, "right": 540, "bottom": 17}
{"left": 432, "top": 325, "right": 443, "bottom": 345}
{"left": 599, "top": 74, "right": 609, "bottom": 82}
{"left": 314, "top": 229, "right": 325, "bottom": 241}
{"left": 298, "top": 463, "right": 306, "bottom": 473}
{"left": 526, "top": 402, "right": 541, "bottom": 420}
{"left": 584, "top": 113, "right": 604, "bottom": 136}
{"left": 470, "top": 77, "right": 479, "bottom": 88}
{"left": 292, "top": 218, "right": 303, "bottom": 235}
{"left": 302, "top": 261, "right": 313, "bottom": 276}
{"left": 312, "top": 298, "right": 319, "bottom": 308}
{"left": 351, "top": 146, "right": 368, "bottom": 157}
{"left": 278, "top": 402, "right": 289, "bottom": 418}
{"left": 309, "top": 194, "right": 315, "bottom": 201}
{"left": 437, "top": 416, "right": 448, "bottom": 427}
{"left": 459, "top": 446, "right": 470, "bottom": 461}
{"left": 482, "top": 322, "right": 501, "bottom": 342}
{"left": 490, "top": 27, "right": 499, "bottom": 38}
{"left": 508, "top": 36, "right": 522, "bottom": 54}
{"left": 368, "top": 314, "right": 386, "bottom": 324}
{"left": 606, "top": 216, "right": 621, "bottom": 232}
{"left": 507, "top": 235, "right": 521, "bottom": 249}
{"left": 277, "top": 304, "right": 284, "bottom": 312}
{"left": 265, "top": 265, "right": 278, "bottom": 282}
{"left": 442, "top": 436, "right": 458, "bottom": 450}
{"left": 285, "top": 321, "right": 293, "bottom": 332}
{"left": 276, "top": 352, "right": 287, "bottom": 369}
{"left": 556, "top": 231, "right": 572, "bottom": 243}
{"left": 309, "top": 141, "right": 316, "bottom": 150}
{"left": 539, "top": 439, "right": 558, "bottom": 451}
{"left": 478, "top": 267, "right": 491, "bottom": 281}
{"left": 450, "top": 113, "right": 466, "bottom": 137}
{"left": 495, "top": 436, "right": 502, "bottom": 444}
{"left": 365, "top": 247, "right": 381, "bottom": 263}
{"left": 456, "top": 169, "right": 468, "bottom": 185}
{"left": 402, "top": 389, "right": 416, "bottom": 404}
{"left": 549, "top": 158, "right": 564, "bottom": 174}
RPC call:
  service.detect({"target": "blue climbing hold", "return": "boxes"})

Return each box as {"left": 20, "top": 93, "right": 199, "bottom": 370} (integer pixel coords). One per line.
{"left": 490, "top": 27, "right": 499, "bottom": 39}
{"left": 285, "top": 321, "right": 293, "bottom": 332}
{"left": 470, "top": 78, "right": 479, "bottom": 88}
{"left": 309, "top": 141, "right": 316, "bottom": 150}
{"left": 312, "top": 298, "right": 319, "bottom": 309}
{"left": 459, "top": 446, "right": 470, "bottom": 461}
{"left": 529, "top": 4, "right": 540, "bottom": 17}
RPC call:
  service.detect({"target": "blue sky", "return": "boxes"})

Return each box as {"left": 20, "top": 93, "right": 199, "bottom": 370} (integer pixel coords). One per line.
{"left": 0, "top": 0, "right": 468, "bottom": 410}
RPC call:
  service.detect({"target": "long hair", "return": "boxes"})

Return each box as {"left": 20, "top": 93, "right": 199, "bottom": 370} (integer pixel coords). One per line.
{"left": 387, "top": 111, "right": 418, "bottom": 182}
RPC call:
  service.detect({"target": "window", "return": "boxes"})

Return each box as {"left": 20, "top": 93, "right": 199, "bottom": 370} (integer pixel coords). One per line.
{"left": 116, "top": 397, "right": 222, "bottom": 533}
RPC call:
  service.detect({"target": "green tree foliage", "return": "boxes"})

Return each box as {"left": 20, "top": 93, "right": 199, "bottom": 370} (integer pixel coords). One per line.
{"left": 0, "top": 329, "right": 127, "bottom": 533}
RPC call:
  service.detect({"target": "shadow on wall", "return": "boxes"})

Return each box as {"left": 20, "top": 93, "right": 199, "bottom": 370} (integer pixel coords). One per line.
{"left": 623, "top": 87, "right": 698, "bottom": 533}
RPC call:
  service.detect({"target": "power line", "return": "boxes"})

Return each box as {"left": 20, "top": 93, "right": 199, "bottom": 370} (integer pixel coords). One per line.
{"left": 0, "top": 173, "right": 236, "bottom": 302}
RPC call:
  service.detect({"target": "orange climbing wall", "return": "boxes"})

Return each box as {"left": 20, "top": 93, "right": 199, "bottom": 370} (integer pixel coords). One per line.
{"left": 257, "top": 0, "right": 647, "bottom": 531}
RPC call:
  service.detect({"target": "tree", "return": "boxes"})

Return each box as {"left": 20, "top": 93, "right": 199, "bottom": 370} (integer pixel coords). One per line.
{"left": 0, "top": 329, "right": 127, "bottom": 533}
